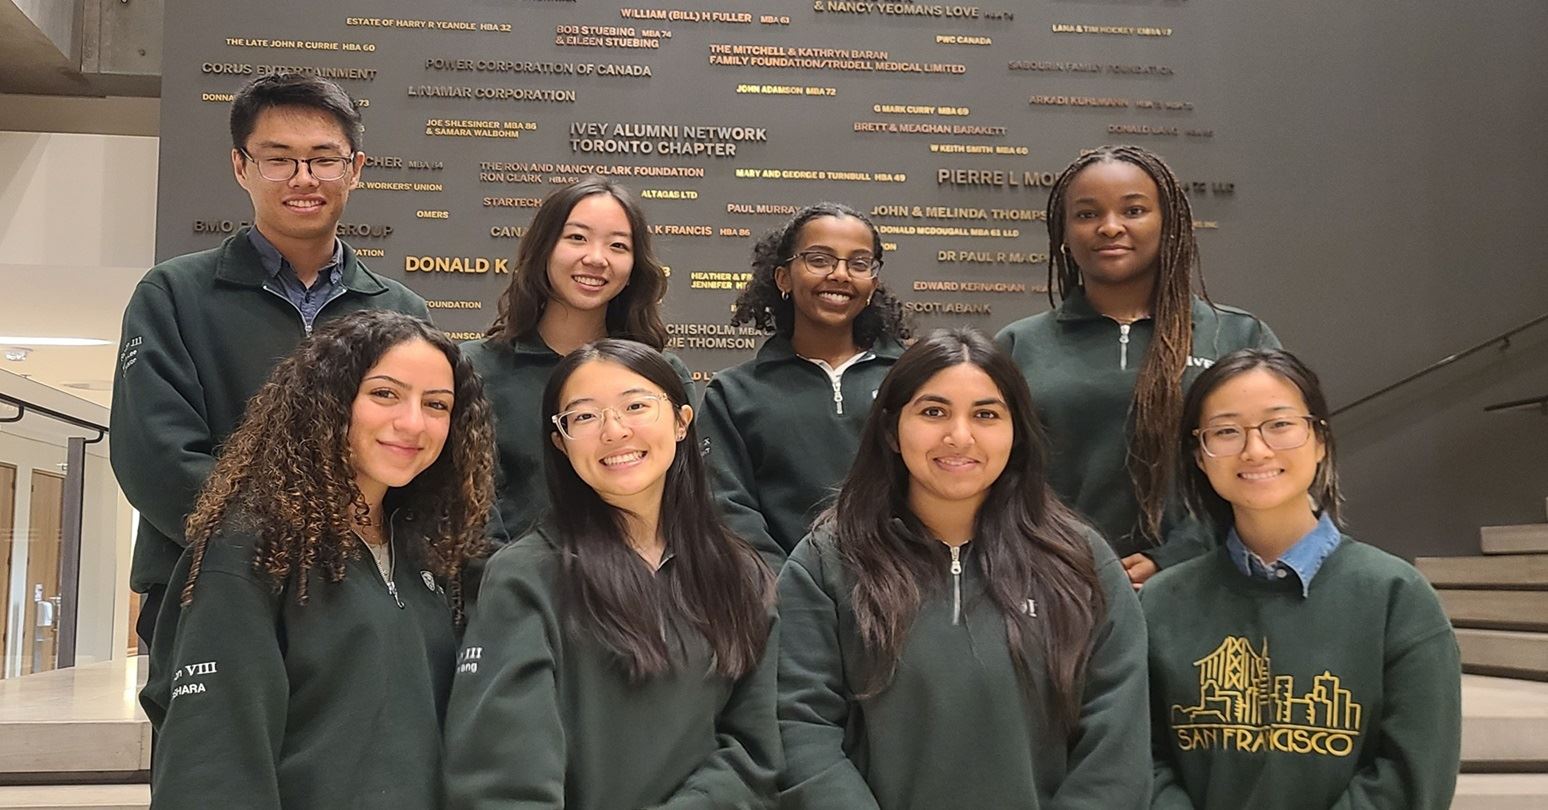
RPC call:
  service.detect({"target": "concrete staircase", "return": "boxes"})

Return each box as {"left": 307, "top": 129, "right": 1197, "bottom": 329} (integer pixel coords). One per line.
{"left": 0, "top": 659, "right": 148, "bottom": 809}
{"left": 1418, "top": 507, "right": 1548, "bottom": 809}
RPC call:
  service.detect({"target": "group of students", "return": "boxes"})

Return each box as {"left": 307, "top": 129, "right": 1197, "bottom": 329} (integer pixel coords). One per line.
{"left": 124, "top": 73, "right": 1462, "bottom": 809}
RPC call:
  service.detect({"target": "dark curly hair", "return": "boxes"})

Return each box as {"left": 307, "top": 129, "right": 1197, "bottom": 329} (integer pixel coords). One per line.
{"left": 181, "top": 310, "right": 496, "bottom": 623}
{"left": 730, "top": 202, "right": 910, "bottom": 347}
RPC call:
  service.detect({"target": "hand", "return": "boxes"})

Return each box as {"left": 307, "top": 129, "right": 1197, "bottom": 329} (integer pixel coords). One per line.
{"left": 1121, "top": 554, "right": 1159, "bottom": 590}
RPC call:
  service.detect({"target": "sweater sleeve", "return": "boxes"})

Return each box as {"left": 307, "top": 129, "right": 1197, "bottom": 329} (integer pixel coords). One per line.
{"left": 776, "top": 542, "right": 881, "bottom": 810}
{"left": 1146, "top": 509, "right": 1216, "bottom": 571}
{"left": 1049, "top": 547, "right": 1153, "bottom": 809}
{"left": 701, "top": 378, "right": 786, "bottom": 569}
{"left": 145, "top": 564, "right": 287, "bottom": 809}
{"left": 648, "top": 611, "right": 781, "bottom": 810}
{"left": 1328, "top": 592, "right": 1461, "bottom": 810}
{"left": 443, "top": 552, "right": 567, "bottom": 810}
{"left": 109, "top": 279, "right": 214, "bottom": 546}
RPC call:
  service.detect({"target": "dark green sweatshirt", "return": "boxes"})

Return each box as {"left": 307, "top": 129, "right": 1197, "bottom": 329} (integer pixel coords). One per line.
{"left": 461, "top": 336, "right": 695, "bottom": 544}
{"left": 139, "top": 513, "right": 457, "bottom": 809}
{"left": 700, "top": 336, "right": 903, "bottom": 567}
{"left": 777, "top": 525, "right": 1151, "bottom": 809}
{"left": 444, "top": 527, "right": 779, "bottom": 809}
{"left": 111, "top": 228, "right": 429, "bottom": 592}
{"left": 1140, "top": 540, "right": 1461, "bottom": 810}
{"left": 995, "top": 292, "right": 1278, "bottom": 568}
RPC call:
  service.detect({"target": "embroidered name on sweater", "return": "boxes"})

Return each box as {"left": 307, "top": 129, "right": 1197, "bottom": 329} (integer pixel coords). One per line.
{"left": 1170, "top": 636, "right": 1362, "bottom": 757}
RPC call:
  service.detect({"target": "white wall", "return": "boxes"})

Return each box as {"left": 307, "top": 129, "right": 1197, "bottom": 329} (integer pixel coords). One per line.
{"left": 0, "top": 131, "right": 157, "bottom": 674}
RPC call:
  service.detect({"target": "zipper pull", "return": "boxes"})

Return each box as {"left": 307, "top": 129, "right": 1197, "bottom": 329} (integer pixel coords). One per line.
{"left": 1118, "top": 323, "right": 1131, "bottom": 371}
{"left": 949, "top": 545, "right": 963, "bottom": 626}
{"left": 833, "top": 379, "right": 844, "bottom": 415}
{"left": 386, "top": 580, "right": 404, "bottom": 609}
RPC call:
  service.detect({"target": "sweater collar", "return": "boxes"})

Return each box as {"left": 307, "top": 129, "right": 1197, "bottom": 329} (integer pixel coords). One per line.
{"left": 215, "top": 227, "right": 388, "bottom": 295}
{"left": 753, "top": 333, "right": 905, "bottom": 367}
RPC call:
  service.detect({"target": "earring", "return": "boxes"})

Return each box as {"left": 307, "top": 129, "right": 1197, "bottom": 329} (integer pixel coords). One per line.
{"left": 866, "top": 294, "right": 874, "bottom": 306}
{"left": 780, "top": 289, "right": 790, "bottom": 300}
{"left": 1059, "top": 243, "right": 1072, "bottom": 259}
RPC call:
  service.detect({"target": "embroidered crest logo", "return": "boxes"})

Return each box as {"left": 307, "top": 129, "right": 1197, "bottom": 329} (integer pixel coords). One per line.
{"left": 421, "top": 571, "right": 437, "bottom": 592}
{"left": 1170, "top": 636, "right": 1362, "bottom": 758}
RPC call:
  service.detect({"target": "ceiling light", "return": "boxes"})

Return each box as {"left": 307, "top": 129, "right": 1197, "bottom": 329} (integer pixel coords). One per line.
{"left": 0, "top": 336, "right": 113, "bottom": 347}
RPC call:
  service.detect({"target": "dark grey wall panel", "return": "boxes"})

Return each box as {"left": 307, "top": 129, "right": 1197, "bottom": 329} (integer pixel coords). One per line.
{"left": 155, "top": 0, "right": 1548, "bottom": 559}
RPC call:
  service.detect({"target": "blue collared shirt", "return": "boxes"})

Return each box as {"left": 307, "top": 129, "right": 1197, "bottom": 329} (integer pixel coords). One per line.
{"left": 249, "top": 228, "right": 344, "bottom": 332}
{"left": 1225, "top": 512, "right": 1342, "bottom": 597}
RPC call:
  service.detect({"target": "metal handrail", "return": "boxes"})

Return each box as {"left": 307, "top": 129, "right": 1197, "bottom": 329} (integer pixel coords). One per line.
{"left": 0, "top": 392, "right": 108, "bottom": 440}
{"left": 1484, "top": 394, "right": 1548, "bottom": 414}
{"left": 1330, "top": 311, "right": 1548, "bottom": 417}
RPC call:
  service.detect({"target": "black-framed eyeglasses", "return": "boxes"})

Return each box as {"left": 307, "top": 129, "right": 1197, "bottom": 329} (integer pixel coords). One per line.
{"left": 786, "top": 250, "right": 882, "bottom": 279}
{"left": 1193, "top": 415, "right": 1323, "bottom": 458}
{"left": 550, "top": 393, "right": 671, "bottom": 441}
{"left": 239, "top": 149, "right": 356, "bottom": 182}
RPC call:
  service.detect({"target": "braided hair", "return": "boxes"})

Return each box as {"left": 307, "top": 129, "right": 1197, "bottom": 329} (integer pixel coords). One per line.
{"left": 1045, "top": 145, "right": 1207, "bottom": 543}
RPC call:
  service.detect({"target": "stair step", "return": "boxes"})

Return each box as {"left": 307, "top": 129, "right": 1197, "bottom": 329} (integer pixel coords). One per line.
{"left": 1458, "top": 629, "right": 1548, "bottom": 680}
{"left": 0, "top": 660, "right": 149, "bottom": 776}
{"left": 1452, "top": 773, "right": 1548, "bottom": 810}
{"left": 1482, "top": 524, "right": 1548, "bottom": 555}
{"left": 1460, "top": 675, "right": 1548, "bottom": 766}
{"left": 1438, "top": 590, "right": 1548, "bottom": 632}
{"left": 0, "top": 785, "right": 148, "bottom": 810}
{"left": 1418, "top": 555, "right": 1548, "bottom": 589}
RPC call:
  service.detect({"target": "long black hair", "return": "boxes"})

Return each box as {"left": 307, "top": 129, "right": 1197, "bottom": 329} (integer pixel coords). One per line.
{"left": 1046, "top": 145, "right": 1202, "bottom": 543}
{"left": 825, "top": 328, "right": 1102, "bottom": 732}
{"left": 1179, "top": 348, "right": 1342, "bottom": 532}
{"left": 541, "top": 339, "right": 771, "bottom": 681}
{"left": 731, "top": 202, "right": 910, "bottom": 347}
{"left": 488, "top": 177, "right": 670, "bottom": 350}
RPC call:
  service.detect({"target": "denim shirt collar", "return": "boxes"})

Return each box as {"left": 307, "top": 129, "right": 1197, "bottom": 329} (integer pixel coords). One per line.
{"left": 1225, "top": 512, "right": 1341, "bottom": 597}
{"left": 248, "top": 227, "right": 343, "bottom": 288}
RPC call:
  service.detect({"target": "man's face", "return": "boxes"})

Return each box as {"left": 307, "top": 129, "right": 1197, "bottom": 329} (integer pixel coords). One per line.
{"left": 230, "top": 105, "right": 365, "bottom": 247}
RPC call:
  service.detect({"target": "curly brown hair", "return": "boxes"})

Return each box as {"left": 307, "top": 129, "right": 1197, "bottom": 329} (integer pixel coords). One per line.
{"left": 181, "top": 310, "right": 495, "bottom": 622}
{"left": 730, "top": 203, "right": 910, "bottom": 347}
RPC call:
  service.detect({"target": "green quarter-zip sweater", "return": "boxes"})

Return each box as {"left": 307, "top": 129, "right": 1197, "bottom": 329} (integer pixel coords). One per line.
{"left": 461, "top": 336, "right": 695, "bottom": 545}
{"left": 700, "top": 335, "right": 904, "bottom": 567}
{"left": 1140, "top": 539, "right": 1461, "bottom": 810}
{"left": 996, "top": 292, "right": 1278, "bottom": 568}
{"left": 444, "top": 527, "right": 780, "bottom": 809}
{"left": 777, "top": 525, "right": 1151, "bottom": 809}
{"left": 140, "top": 512, "right": 457, "bottom": 809}
{"left": 111, "top": 228, "right": 429, "bottom": 592}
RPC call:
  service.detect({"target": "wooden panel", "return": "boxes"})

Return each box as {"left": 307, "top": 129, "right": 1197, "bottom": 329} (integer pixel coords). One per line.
{"left": 23, "top": 472, "right": 63, "bottom": 676}
{"left": 1418, "top": 554, "right": 1548, "bottom": 589}
{"left": 0, "top": 464, "right": 15, "bottom": 663}
{"left": 1481, "top": 524, "right": 1548, "bottom": 555}
{"left": 1439, "top": 590, "right": 1548, "bottom": 632}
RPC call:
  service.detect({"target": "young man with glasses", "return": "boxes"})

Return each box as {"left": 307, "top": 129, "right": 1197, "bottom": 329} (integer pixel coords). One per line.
{"left": 111, "top": 73, "right": 429, "bottom": 647}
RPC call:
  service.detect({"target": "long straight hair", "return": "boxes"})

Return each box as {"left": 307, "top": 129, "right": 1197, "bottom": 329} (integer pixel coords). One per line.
{"left": 1179, "top": 348, "right": 1343, "bottom": 532}
{"left": 1046, "top": 144, "right": 1203, "bottom": 543}
{"left": 541, "top": 339, "right": 771, "bottom": 681}
{"left": 488, "top": 177, "right": 670, "bottom": 350}
{"left": 827, "top": 328, "right": 1102, "bottom": 732}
